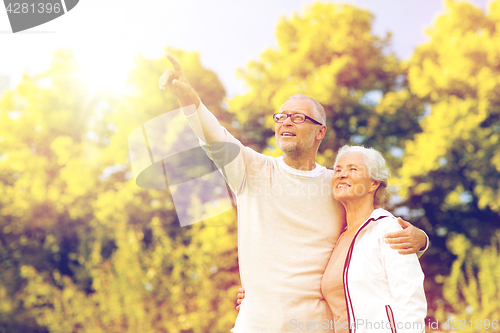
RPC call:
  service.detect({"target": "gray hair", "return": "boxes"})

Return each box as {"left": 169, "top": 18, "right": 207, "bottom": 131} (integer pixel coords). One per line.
{"left": 288, "top": 94, "right": 326, "bottom": 125}
{"left": 334, "top": 145, "right": 391, "bottom": 208}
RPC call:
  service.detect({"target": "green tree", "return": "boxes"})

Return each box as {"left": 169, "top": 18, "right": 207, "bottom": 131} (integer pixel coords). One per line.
{"left": 396, "top": 0, "right": 500, "bottom": 314}
{"left": 0, "top": 49, "right": 100, "bottom": 332}
{"left": 21, "top": 214, "right": 238, "bottom": 333}
{"left": 435, "top": 232, "right": 500, "bottom": 332}
{"left": 0, "top": 48, "right": 239, "bottom": 332}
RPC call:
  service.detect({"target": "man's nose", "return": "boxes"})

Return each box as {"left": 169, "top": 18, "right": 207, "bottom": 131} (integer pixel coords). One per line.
{"left": 282, "top": 115, "right": 293, "bottom": 125}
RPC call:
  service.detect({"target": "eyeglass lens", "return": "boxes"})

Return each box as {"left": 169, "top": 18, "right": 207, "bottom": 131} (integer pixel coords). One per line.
{"left": 274, "top": 114, "right": 305, "bottom": 123}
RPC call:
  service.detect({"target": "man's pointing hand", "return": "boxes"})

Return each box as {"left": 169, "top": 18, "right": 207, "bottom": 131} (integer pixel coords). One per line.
{"left": 159, "top": 53, "right": 200, "bottom": 110}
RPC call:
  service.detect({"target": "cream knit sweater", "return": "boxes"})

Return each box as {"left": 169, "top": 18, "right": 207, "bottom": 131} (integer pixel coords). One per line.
{"left": 185, "top": 103, "right": 344, "bottom": 332}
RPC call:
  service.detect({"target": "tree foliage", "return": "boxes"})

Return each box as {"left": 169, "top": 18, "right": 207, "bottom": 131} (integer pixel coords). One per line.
{"left": 0, "top": 49, "right": 238, "bottom": 332}
{"left": 394, "top": 0, "right": 500, "bottom": 314}
{"left": 435, "top": 232, "right": 500, "bottom": 332}
{"left": 1, "top": 1, "right": 500, "bottom": 331}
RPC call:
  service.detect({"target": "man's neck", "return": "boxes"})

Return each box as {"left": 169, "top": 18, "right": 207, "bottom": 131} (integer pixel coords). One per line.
{"left": 282, "top": 154, "right": 317, "bottom": 171}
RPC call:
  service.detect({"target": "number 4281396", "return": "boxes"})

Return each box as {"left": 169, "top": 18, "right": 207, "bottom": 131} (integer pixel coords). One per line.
{"left": 6, "top": 2, "right": 62, "bottom": 14}
{"left": 444, "top": 319, "right": 498, "bottom": 330}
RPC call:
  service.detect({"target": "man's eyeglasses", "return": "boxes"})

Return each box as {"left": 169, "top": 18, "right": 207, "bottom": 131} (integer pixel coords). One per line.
{"left": 273, "top": 113, "right": 323, "bottom": 126}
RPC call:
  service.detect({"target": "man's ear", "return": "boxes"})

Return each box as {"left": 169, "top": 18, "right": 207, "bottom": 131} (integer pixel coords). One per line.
{"left": 316, "top": 125, "right": 327, "bottom": 140}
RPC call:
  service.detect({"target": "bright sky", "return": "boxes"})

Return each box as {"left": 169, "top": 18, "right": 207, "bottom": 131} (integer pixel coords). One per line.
{"left": 0, "top": 0, "right": 491, "bottom": 98}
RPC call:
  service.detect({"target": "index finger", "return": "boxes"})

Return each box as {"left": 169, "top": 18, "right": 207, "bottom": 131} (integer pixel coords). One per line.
{"left": 384, "top": 229, "right": 408, "bottom": 239}
{"left": 166, "top": 53, "right": 183, "bottom": 72}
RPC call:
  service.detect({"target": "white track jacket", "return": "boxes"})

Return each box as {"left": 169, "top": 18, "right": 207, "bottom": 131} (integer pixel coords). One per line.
{"left": 342, "top": 208, "right": 427, "bottom": 333}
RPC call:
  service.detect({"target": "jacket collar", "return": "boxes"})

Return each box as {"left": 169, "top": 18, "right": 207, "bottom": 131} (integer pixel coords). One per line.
{"left": 349, "top": 208, "right": 393, "bottom": 235}
{"left": 369, "top": 208, "right": 393, "bottom": 221}
{"left": 340, "top": 208, "right": 395, "bottom": 237}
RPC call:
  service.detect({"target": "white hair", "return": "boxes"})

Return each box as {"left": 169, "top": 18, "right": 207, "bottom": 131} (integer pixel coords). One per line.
{"left": 334, "top": 145, "right": 391, "bottom": 208}
{"left": 288, "top": 94, "right": 326, "bottom": 125}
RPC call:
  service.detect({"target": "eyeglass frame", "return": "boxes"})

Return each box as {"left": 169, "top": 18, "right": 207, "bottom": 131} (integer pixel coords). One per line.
{"left": 273, "top": 113, "right": 323, "bottom": 126}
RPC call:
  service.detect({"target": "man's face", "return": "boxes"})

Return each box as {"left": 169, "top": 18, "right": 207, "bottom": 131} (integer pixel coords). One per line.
{"left": 275, "top": 99, "right": 320, "bottom": 157}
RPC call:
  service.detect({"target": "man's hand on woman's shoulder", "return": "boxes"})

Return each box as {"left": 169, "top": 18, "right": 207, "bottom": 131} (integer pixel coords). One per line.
{"left": 384, "top": 218, "right": 428, "bottom": 255}
{"left": 236, "top": 287, "right": 245, "bottom": 311}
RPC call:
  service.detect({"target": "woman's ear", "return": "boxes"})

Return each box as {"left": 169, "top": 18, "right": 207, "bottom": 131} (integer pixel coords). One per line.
{"left": 370, "top": 180, "right": 381, "bottom": 193}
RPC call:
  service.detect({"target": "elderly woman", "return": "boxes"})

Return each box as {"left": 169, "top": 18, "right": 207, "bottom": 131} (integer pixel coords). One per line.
{"left": 321, "top": 145, "right": 426, "bottom": 333}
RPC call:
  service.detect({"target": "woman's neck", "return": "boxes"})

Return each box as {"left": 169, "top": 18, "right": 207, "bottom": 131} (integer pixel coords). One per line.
{"left": 341, "top": 198, "right": 376, "bottom": 236}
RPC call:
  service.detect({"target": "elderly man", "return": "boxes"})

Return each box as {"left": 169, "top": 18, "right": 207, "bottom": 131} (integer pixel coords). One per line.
{"left": 159, "top": 54, "right": 427, "bottom": 333}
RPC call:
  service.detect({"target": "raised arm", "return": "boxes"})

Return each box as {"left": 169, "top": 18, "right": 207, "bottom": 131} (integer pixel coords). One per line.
{"left": 158, "top": 54, "right": 260, "bottom": 194}
{"left": 159, "top": 54, "right": 225, "bottom": 146}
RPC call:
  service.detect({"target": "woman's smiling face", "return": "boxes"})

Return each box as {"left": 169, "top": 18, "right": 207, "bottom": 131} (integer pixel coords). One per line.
{"left": 332, "top": 152, "right": 379, "bottom": 202}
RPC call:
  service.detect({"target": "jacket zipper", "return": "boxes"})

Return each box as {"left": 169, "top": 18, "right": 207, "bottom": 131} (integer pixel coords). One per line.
{"left": 343, "top": 216, "right": 387, "bottom": 333}
{"left": 385, "top": 305, "right": 397, "bottom": 333}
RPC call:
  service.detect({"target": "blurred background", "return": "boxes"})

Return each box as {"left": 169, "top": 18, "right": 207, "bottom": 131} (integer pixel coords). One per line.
{"left": 1, "top": 0, "right": 499, "bottom": 332}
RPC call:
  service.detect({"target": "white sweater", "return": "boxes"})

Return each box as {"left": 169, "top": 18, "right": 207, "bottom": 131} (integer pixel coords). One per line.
{"left": 185, "top": 103, "right": 345, "bottom": 332}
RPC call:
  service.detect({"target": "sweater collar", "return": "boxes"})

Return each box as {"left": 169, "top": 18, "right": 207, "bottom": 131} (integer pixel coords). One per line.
{"left": 277, "top": 156, "right": 326, "bottom": 178}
